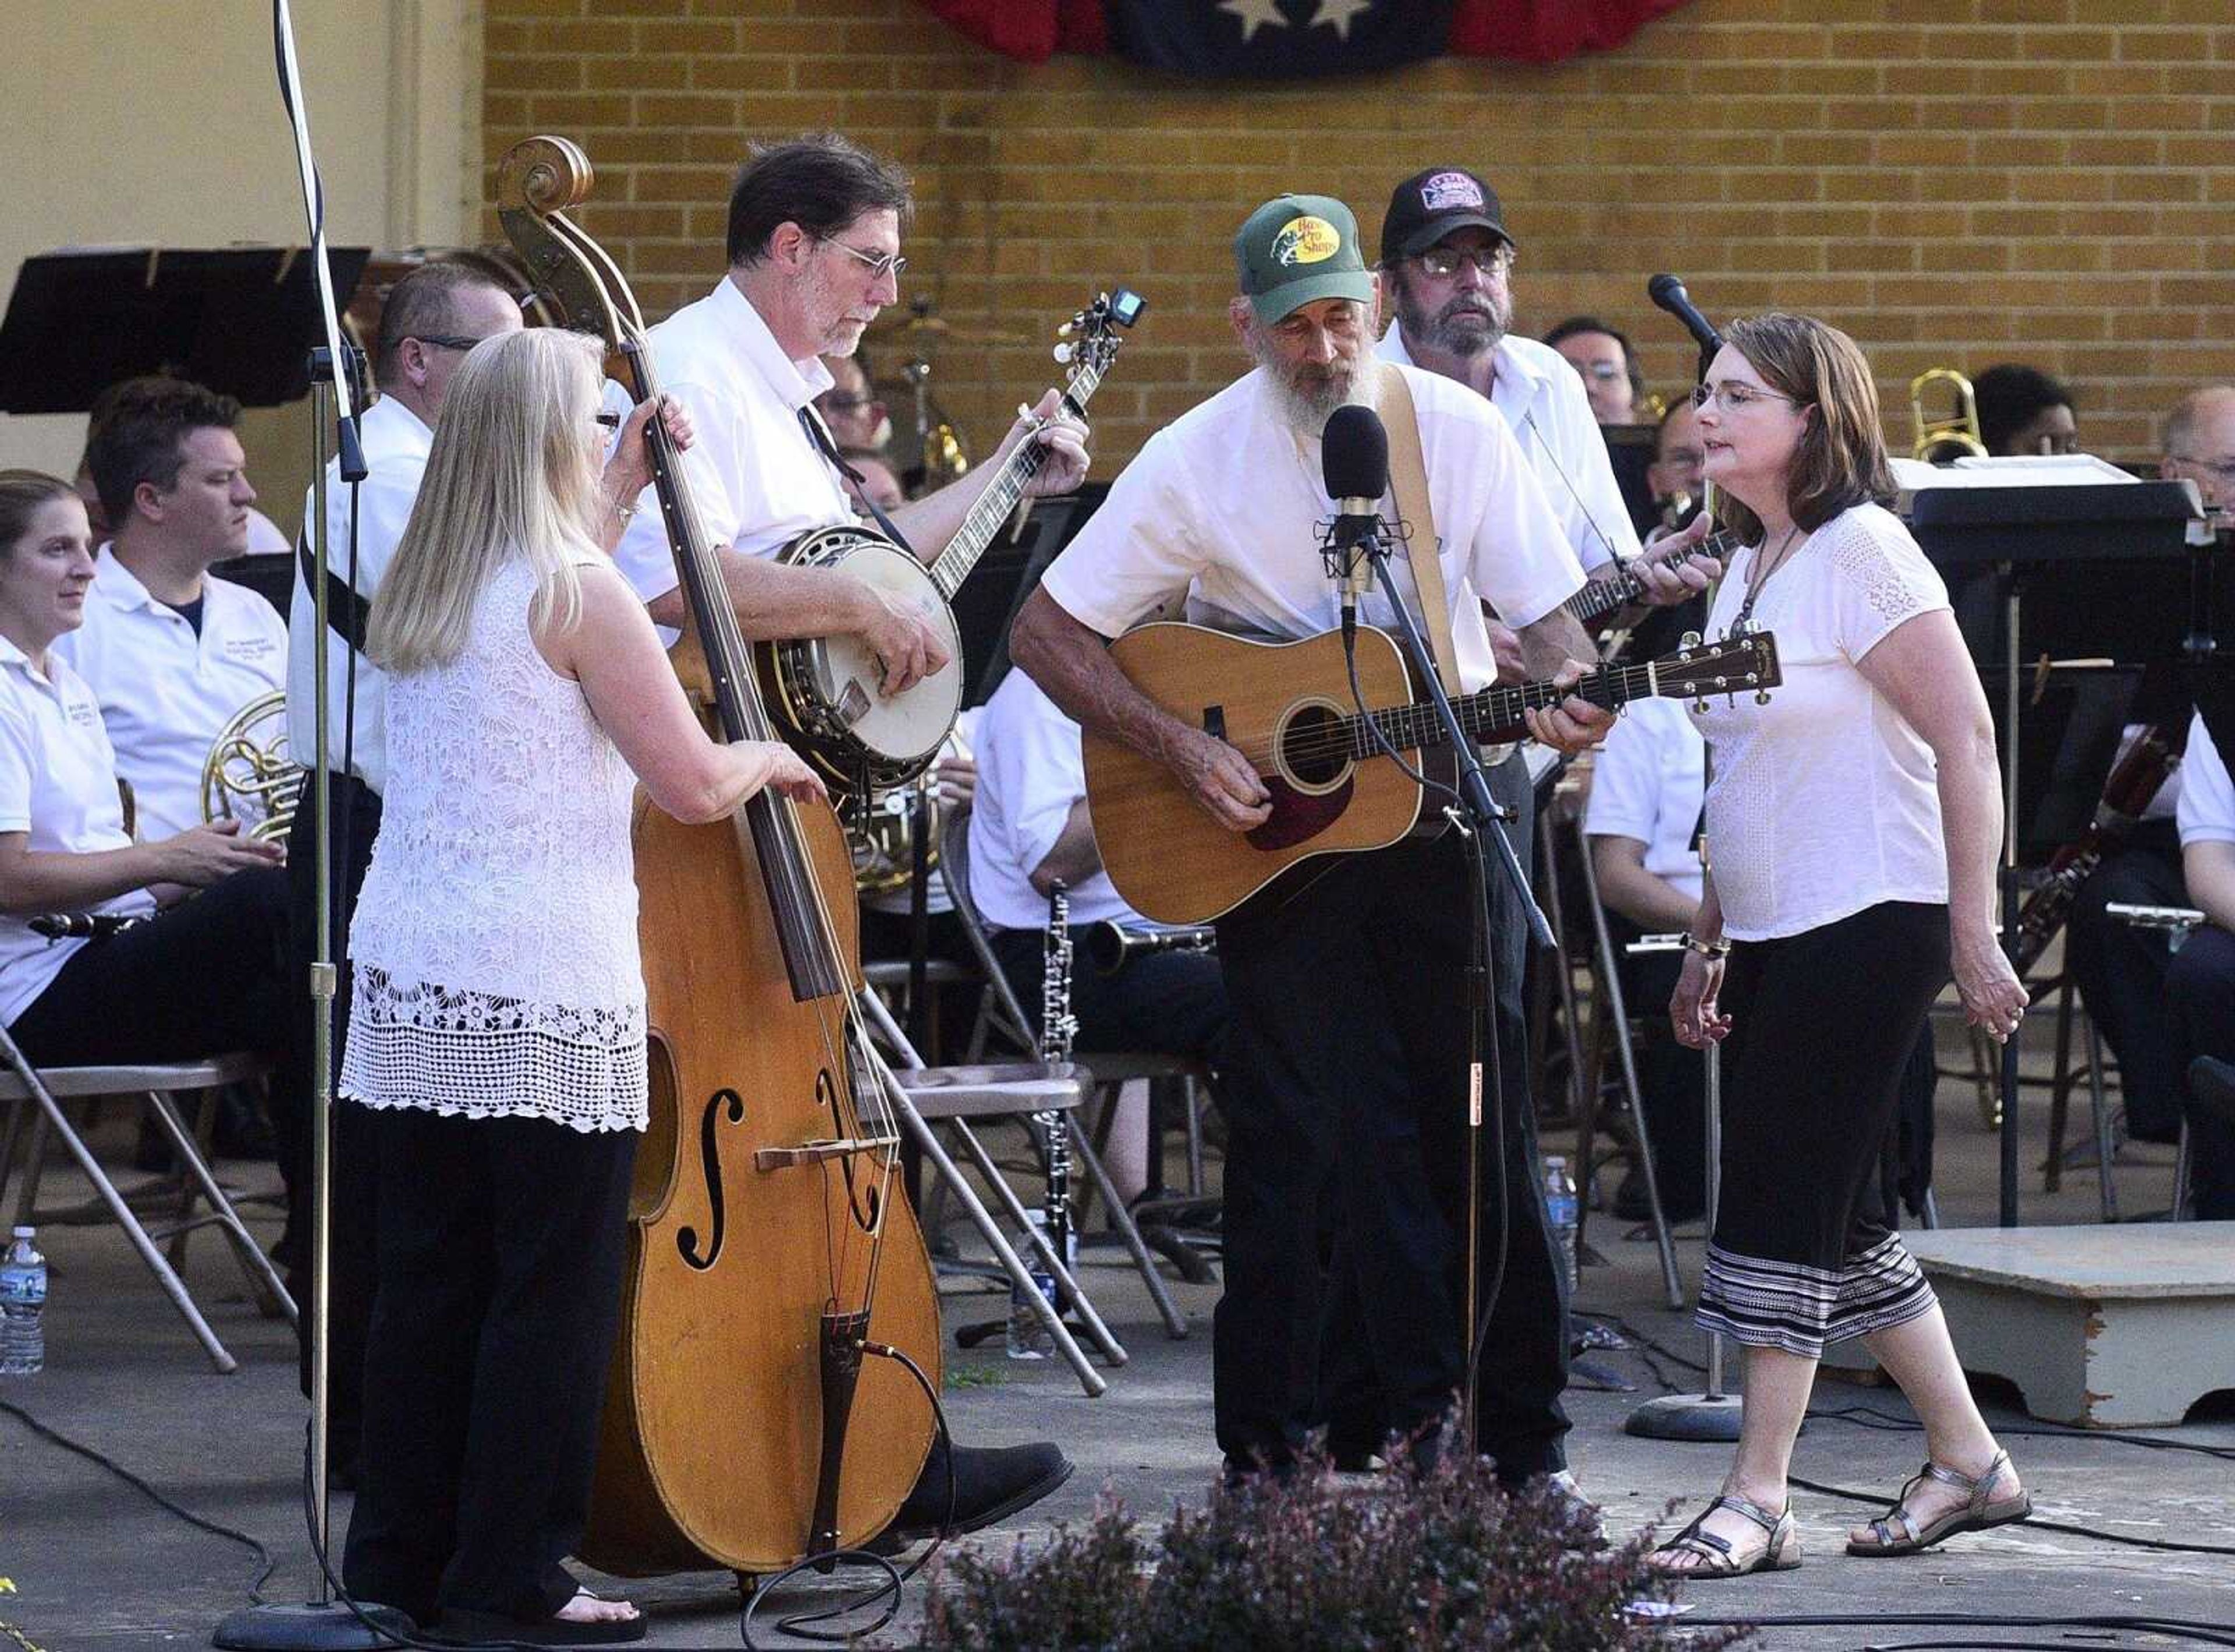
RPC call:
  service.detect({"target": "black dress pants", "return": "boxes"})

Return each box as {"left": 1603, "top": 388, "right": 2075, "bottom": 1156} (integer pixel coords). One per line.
{"left": 342, "top": 1104, "right": 637, "bottom": 1626}
{"left": 1223, "top": 755, "right": 1570, "bottom": 1481}
{"left": 2067, "top": 825, "right": 2188, "bottom": 1141}
{"left": 276, "top": 773, "right": 382, "bottom": 1450}
{"left": 2164, "top": 923, "right": 2235, "bottom": 1218}
{"left": 10, "top": 866, "right": 296, "bottom": 1073}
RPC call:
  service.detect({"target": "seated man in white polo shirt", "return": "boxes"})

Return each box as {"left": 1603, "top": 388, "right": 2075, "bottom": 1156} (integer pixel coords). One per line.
{"left": 57, "top": 376, "right": 287, "bottom": 841}
{"left": 967, "top": 666, "right": 1237, "bottom": 1199}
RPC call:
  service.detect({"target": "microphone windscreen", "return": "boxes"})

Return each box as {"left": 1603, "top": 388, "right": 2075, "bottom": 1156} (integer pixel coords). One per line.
{"left": 1647, "top": 272, "right": 1687, "bottom": 307}
{"left": 1322, "top": 404, "right": 1389, "bottom": 501}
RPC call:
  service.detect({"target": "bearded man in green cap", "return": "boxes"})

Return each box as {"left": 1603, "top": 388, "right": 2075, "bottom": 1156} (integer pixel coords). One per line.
{"left": 1012, "top": 194, "right": 1643, "bottom": 1507}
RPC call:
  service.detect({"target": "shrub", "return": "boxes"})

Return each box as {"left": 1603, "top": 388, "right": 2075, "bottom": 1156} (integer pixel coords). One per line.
{"left": 923, "top": 1440, "right": 1754, "bottom": 1652}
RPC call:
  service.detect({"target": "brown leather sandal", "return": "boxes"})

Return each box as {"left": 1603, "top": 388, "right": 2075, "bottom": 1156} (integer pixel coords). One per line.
{"left": 1846, "top": 1448, "right": 2031, "bottom": 1557}
{"left": 1649, "top": 1492, "right": 1802, "bottom": 1579}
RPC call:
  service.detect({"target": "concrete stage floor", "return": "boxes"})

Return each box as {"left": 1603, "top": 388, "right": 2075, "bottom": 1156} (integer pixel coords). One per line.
{"left": 3, "top": 1047, "right": 2233, "bottom": 1650}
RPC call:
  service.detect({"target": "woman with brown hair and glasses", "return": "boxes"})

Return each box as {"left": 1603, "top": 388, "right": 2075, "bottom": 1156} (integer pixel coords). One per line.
{"left": 1654, "top": 314, "right": 2031, "bottom": 1579}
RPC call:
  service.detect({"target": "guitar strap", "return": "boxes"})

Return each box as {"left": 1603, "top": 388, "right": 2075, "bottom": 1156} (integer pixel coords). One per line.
{"left": 1374, "top": 365, "right": 1462, "bottom": 697}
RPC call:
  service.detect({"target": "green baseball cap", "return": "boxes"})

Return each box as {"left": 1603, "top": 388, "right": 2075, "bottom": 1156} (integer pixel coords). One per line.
{"left": 1234, "top": 194, "right": 1375, "bottom": 324}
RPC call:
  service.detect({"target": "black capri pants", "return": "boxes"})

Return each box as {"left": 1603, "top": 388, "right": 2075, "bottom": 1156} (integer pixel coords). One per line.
{"left": 1697, "top": 900, "right": 1947, "bottom": 1360}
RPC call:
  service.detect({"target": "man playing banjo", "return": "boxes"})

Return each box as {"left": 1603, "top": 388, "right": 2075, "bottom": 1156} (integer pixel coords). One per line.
{"left": 608, "top": 129, "right": 1087, "bottom": 1545}
{"left": 610, "top": 132, "right": 1090, "bottom": 768}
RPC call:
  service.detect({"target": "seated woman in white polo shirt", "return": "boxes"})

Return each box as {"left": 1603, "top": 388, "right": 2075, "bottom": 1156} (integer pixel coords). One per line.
{"left": 0, "top": 471, "right": 295, "bottom": 1081}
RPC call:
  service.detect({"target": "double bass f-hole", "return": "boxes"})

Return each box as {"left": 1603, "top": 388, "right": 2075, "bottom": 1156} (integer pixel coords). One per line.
{"left": 678, "top": 1088, "right": 747, "bottom": 1271}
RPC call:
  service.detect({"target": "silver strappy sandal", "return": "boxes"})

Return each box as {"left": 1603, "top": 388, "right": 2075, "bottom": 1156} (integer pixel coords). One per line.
{"left": 1847, "top": 1448, "right": 2031, "bottom": 1557}
{"left": 1649, "top": 1491, "right": 1802, "bottom": 1579}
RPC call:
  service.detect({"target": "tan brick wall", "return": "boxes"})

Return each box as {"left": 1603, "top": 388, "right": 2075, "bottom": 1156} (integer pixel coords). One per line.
{"left": 485, "top": 0, "right": 2235, "bottom": 471}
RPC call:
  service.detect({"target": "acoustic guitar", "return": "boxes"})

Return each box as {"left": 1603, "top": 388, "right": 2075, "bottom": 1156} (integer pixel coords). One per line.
{"left": 1083, "top": 623, "right": 1781, "bottom": 925}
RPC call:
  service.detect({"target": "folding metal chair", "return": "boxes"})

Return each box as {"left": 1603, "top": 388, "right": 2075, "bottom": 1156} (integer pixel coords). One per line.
{"left": 1557, "top": 809, "right": 1684, "bottom": 1310}
{"left": 856, "top": 990, "right": 1121, "bottom": 1397}
{"left": 0, "top": 1030, "right": 296, "bottom": 1373}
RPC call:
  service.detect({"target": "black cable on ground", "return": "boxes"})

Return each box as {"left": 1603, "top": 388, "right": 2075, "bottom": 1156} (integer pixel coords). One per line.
{"left": 740, "top": 1339, "right": 956, "bottom": 1649}
{"left": 0, "top": 1397, "right": 277, "bottom": 1603}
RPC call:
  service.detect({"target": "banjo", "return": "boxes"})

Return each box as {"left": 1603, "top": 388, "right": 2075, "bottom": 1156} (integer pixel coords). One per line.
{"left": 757, "top": 287, "right": 1144, "bottom": 793}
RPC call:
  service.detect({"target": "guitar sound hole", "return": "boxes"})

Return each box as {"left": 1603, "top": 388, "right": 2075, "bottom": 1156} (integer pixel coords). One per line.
{"left": 1280, "top": 702, "right": 1348, "bottom": 790}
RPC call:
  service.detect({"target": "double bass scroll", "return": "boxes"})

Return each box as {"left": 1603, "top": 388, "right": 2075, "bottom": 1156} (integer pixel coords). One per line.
{"left": 496, "top": 133, "right": 943, "bottom": 1578}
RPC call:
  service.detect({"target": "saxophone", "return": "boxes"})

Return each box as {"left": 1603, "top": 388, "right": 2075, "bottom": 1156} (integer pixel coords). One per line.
{"left": 1041, "top": 882, "right": 1079, "bottom": 1290}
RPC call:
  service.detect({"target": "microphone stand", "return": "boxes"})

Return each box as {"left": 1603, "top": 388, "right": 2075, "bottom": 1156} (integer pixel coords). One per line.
{"left": 1347, "top": 528, "right": 1552, "bottom": 1458}
{"left": 216, "top": 2, "right": 404, "bottom": 1647}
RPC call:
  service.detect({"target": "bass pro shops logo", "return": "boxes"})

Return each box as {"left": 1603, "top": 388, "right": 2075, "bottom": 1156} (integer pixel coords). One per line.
{"left": 1271, "top": 215, "right": 1342, "bottom": 267}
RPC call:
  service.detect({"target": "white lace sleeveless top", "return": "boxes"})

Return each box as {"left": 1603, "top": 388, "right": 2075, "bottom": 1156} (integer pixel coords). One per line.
{"left": 340, "top": 556, "right": 647, "bottom": 1132}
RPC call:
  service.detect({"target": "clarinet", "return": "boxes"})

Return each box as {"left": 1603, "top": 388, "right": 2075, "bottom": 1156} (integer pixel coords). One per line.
{"left": 1040, "top": 881, "right": 1079, "bottom": 1294}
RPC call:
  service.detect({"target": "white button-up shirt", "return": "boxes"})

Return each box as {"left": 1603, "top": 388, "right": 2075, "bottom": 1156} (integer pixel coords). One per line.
{"left": 285, "top": 395, "right": 432, "bottom": 795}
{"left": 1378, "top": 326, "right": 1638, "bottom": 575}
{"left": 612, "top": 276, "right": 849, "bottom": 606}
{"left": 968, "top": 674, "right": 1135, "bottom": 932}
{"left": 1039, "top": 363, "right": 1582, "bottom": 694}
{"left": 53, "top": 549, "right": 288, "bottom": 842}
{"left": 0, "top": 638, "right": 157, "bottom": 1024}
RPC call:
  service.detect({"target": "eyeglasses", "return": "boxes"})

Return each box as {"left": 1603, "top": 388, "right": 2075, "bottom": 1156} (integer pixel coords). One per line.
{"left": 411, "top": 333, "right": 499, "bottom": 353}
{"left": 2172, "top": 454, "right": 2235, "bottom": 482}
{"left": 820, "top": 393, "right": 882, "bottom": 412}
{"left": 594, "top": 410, "right": 623, "bottom": 431}
{"left": 822, "top": 239, "right": 908, "bottom": 283}
{"left": 1690, "top": 381, "right": 1803, "bottom": 414}
{"left": 1415, "top": 245, "right": 1512, "bottom": 281}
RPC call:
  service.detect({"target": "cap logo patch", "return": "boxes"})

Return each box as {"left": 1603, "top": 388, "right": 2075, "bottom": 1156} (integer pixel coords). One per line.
{"left": 1419, "top": 171, "right": 1485, "bottom": 212}
{"left": 1272, "top": 215, "right": 1342, "bottom": 267}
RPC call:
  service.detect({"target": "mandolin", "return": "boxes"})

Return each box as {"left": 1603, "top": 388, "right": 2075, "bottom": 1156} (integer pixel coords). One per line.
{"left": 1083, "top": 623, "right": 1780, "bottom": 925}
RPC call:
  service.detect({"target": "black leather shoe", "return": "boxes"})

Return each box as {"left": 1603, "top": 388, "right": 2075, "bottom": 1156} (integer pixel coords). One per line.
{"left": 881, "top": 1438, "right": 1072, "bottom": 1544}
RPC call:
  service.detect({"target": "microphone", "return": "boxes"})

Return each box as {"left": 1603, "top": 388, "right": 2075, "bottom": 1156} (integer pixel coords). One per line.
{"left": 1647, "top": 273, "right": 1724, "bottom": 374}
{"left": 1321, "top": 404, "right": 1389, "bottom": 643}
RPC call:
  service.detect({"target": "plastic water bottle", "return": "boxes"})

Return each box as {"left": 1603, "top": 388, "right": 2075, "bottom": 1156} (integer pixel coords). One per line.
{"left": 1542, "top": 1158, "right": 1580, "bottom": 1297}
{"left": 0, "top": 1227, "right": 47, "bottom": 1376}
{"left": 1005, "top": 1211, "right": 1058, "bottom": 1361}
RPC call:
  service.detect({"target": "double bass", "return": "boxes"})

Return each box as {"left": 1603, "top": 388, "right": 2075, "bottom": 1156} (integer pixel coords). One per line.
{"left": 496, "top": 136, "right": 943, "bottom": 1577}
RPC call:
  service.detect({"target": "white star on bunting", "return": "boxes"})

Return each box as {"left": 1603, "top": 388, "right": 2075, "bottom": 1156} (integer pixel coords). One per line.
{"left": 1310, "top": 0, "right": 1375, "bottom": 38}
{"left": 1217, "top": 0, "right": 1290, "bottom": 42}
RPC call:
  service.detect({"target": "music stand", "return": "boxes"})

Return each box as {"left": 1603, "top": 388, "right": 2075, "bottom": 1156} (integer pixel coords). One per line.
{"left": 0, "top": 246, "right": 371, "bottom": 413}
{"left": 1910, "top": 479, "right": 2198, "bottom": 1226}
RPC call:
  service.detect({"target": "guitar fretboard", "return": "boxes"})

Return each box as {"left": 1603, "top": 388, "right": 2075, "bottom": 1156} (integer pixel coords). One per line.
{"left": 1344, "top": 640, "right": 1770, "bottom": 758}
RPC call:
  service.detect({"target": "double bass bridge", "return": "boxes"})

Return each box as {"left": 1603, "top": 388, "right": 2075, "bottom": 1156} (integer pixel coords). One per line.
{"left": 754, "top": 1134, "right": 900, "bottom": 1171}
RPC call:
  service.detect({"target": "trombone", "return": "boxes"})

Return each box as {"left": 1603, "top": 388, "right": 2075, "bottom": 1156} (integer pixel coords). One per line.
{"left": 1911, "top": 367, "right": 1987, "bottom": 463}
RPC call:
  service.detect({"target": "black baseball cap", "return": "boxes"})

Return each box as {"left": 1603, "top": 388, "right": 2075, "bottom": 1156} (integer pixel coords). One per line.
{"left": 1379, "top": 167, "right": 1516, "bottom": 265}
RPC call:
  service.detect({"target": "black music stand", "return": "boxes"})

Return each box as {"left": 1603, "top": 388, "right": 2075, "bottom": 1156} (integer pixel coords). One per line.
{"left": 0, "top": 244, "right": 371, "bottom": 413}
{"left": 1911, "top": 480, "right": 2199, "bottom": 1226}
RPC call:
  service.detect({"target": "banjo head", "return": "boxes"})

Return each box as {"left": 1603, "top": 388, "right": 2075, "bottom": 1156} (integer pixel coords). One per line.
{"left": 769, "top": 534, "right": 963, "bottom": 783}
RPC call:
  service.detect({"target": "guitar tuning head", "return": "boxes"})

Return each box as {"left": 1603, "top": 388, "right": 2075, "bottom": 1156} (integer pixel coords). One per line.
{"left": 1056, "top": 319, "right": 1076, "bottom": 339}
{"left": 1052, "top": 342, "right": 1075, "bottom": 365}
{"left": 1755, "top": 686, "right": 1772, "bottom": 705}
{"left": 1692, "top": 696, "right": 1708, "bottom": 716}
{"left": 1679, "top": 630, "right": 1702, "bottom": 652}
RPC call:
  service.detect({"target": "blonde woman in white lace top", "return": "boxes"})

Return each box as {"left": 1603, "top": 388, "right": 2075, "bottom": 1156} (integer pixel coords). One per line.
{"left": 337, "top": 328, "right": 820, "bottom": 1643}
{"left": 1652, "top": 315, "right": 2031, "bottom": 1583}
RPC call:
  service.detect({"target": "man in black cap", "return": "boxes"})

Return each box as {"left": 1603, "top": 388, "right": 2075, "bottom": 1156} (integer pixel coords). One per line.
{"left": 1377, "top": 167, "right": 1648, "bottom": 587}
{"left": 1013, "top": 192, "right": 1641, "bottom": 1501}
